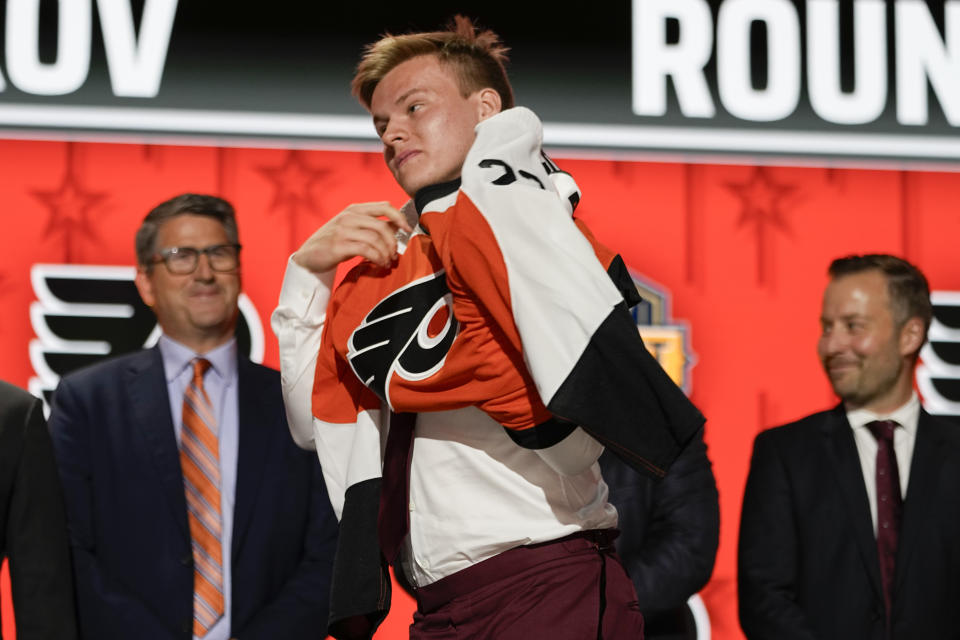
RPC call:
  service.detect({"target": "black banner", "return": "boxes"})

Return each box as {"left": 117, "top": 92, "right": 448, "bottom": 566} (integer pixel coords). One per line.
{"left": 0, "top": 0, "right": 957, "bottom": 163}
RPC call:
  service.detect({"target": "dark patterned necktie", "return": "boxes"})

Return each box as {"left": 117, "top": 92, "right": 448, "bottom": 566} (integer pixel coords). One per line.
{"left": 378, "top": 412, "right": 416, "bottom": 564}
{"left": 865, "top": 419, "right": 902, "bottom": 629}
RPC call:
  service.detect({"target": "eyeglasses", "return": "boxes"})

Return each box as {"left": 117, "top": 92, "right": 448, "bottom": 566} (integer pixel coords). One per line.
{"left": 151, "top": 244, "right": 242, "bottom": 275}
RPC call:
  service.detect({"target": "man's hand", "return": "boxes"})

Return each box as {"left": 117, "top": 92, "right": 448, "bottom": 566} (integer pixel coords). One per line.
{"left": 293, "top": 202, "right": 412, "bottom": 273}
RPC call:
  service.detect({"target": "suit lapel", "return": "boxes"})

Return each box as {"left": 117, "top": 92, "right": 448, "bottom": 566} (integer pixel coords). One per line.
{"left": 894, "top": 410, "right": 944, "bottom": 594}
{"left": 821, "top": 406, "right": 884, "bottom": 599}
{"left": 232, "top": 357, "right": 271, "bottom": 561}
{"left": 126, "top": 347, "right": 190, "bottom": 540}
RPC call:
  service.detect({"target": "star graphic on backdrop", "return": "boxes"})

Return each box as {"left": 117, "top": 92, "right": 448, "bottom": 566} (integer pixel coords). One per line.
{"left": 726, "top": 167, "right": 797, "bottom": 286}
{"left": 258, "top": 150, "right": 331, "bottom": 215}
{"left": 32, "top": 145, "right": 109, "bottom": 263}
{"left": 257, "top": 150, "right": 333, "bottom": 251}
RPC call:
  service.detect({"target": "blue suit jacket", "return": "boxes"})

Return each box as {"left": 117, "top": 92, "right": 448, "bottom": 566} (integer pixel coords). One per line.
{"left": 49, "top": 347, "right": 338, "bottom": 640}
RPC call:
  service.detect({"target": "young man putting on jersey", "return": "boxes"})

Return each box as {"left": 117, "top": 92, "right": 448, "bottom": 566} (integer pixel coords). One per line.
{"left": 273, "top": 16, "right": 702, "bottom": 640}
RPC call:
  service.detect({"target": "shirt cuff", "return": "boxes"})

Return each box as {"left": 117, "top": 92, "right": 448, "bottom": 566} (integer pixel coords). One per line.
{"left": 277, "top": 256, "right": 335, "bottom": 321}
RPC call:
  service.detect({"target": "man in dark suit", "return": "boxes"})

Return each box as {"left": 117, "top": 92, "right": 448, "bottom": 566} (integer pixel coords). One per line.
{"left": 602, "top": 426, "right": 718, "bottom": 640}
{"left": 0, "top": 379, "right": 77, "bottom": 639}
{"left": 49, "top": 194, "right": 338, "bottom": 640}
{"left": 738, "top": 254, "right": 960, "bottom": 640}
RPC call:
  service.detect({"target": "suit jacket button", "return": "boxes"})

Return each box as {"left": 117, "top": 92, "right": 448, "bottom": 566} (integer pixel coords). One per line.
{"left": 181, "top": 554, "right": 192, "bottom": 566}
{"left": 181, "top": 619, "right": 192, "bottom": 633}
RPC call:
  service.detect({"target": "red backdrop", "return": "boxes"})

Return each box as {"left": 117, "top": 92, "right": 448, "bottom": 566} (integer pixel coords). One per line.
{"left": 2, "top": 138, "right": 958, "bottom": 639}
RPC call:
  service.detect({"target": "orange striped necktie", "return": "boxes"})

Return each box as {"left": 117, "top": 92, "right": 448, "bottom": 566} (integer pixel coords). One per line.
{"left": 180, "top": 358, "right": 224, "bottom": 637}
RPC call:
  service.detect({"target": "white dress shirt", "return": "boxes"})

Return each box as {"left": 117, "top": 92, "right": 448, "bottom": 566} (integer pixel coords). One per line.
{"left": 846, "top": 393, "right": 919, "bottom": 536}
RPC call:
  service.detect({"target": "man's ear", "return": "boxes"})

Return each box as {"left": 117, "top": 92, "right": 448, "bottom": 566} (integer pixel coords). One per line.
{"left": 476, "top": 88, "right": 502, "bottom": 121}
{"left": 134, "top": 268, "right": 156, "bottom": 308}
{"left": 899, "top": 316, "right": 925, "bottom": 358}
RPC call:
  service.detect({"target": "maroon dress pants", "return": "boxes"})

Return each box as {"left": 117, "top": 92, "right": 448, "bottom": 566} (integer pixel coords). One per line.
{"left": 409, "top": 529, "right": 644, "bottom": 639}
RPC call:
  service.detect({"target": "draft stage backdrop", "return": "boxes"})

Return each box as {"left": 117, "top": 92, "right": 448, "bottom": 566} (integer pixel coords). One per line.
{"left": 0, "top": 137, "right": 959, "bottom": 639}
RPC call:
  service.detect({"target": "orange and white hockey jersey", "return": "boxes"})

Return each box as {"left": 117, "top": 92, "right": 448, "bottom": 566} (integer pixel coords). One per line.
{"left": 313, "top": 107, "right": 704, "bottom": 636}
{"left": 314, "top": 107, "right": 701, "bottom": 470}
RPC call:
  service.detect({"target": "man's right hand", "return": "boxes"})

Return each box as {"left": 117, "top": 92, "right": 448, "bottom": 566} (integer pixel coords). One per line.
{"left": 292, "top": 201, "right": 413, "bottom": 273}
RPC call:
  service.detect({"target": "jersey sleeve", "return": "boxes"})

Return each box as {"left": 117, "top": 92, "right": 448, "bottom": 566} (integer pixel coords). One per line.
{"left": 451, "top": 107, "right": 705, "bottom": 477}
{"left": 311, "top": 283, "right": 385, "bottom": 520}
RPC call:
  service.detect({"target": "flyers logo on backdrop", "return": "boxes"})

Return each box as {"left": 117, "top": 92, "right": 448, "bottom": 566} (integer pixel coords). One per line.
{"left": 917, "top": 291, "right": 960, "bottom": 418}
{"left": 347, "top": 270, "right": 458, "bottom": 405}
{"left": 29, "top": 264, "right": 265, "bottom": 411}
{"left": 630, "top": 272, "right": 695, "bottom": 394}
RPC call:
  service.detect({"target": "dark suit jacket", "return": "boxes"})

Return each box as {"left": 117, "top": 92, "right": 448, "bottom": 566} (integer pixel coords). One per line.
{"left": 0, "top": 380, "right": 78, "bottom": 640}
{"left": 48, "top": 348, "right": 338, "bottom": 640}
{"left": 738, "top": 405, "right": 960, "bottom": 640}
{"left": 602, "top": 426, "right": 719, "bottom": 640}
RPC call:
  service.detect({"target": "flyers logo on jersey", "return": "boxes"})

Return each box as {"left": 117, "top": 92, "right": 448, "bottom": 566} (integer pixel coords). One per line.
{"left": 347, "top": 270, "right": 459, "bottom": 405}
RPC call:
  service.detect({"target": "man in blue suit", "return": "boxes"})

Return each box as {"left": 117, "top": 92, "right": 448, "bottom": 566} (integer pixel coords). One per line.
{"left": 49, "top": 193, "right": 338, "bottom": 640}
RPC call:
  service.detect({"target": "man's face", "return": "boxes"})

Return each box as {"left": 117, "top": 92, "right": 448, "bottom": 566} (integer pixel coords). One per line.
{"left": 370, "top": 55, "right": 496, "bottom": 197}
{"left": 135, "top": 214, "right": 240, "bottom": 352}
{"left": 817, "top": 270, "right": 908, "bottom": 411}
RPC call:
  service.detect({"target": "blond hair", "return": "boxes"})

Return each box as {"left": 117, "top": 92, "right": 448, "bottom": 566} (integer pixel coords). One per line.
{"left": 351, "top": 15, "right": 514, "bottom": 110}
